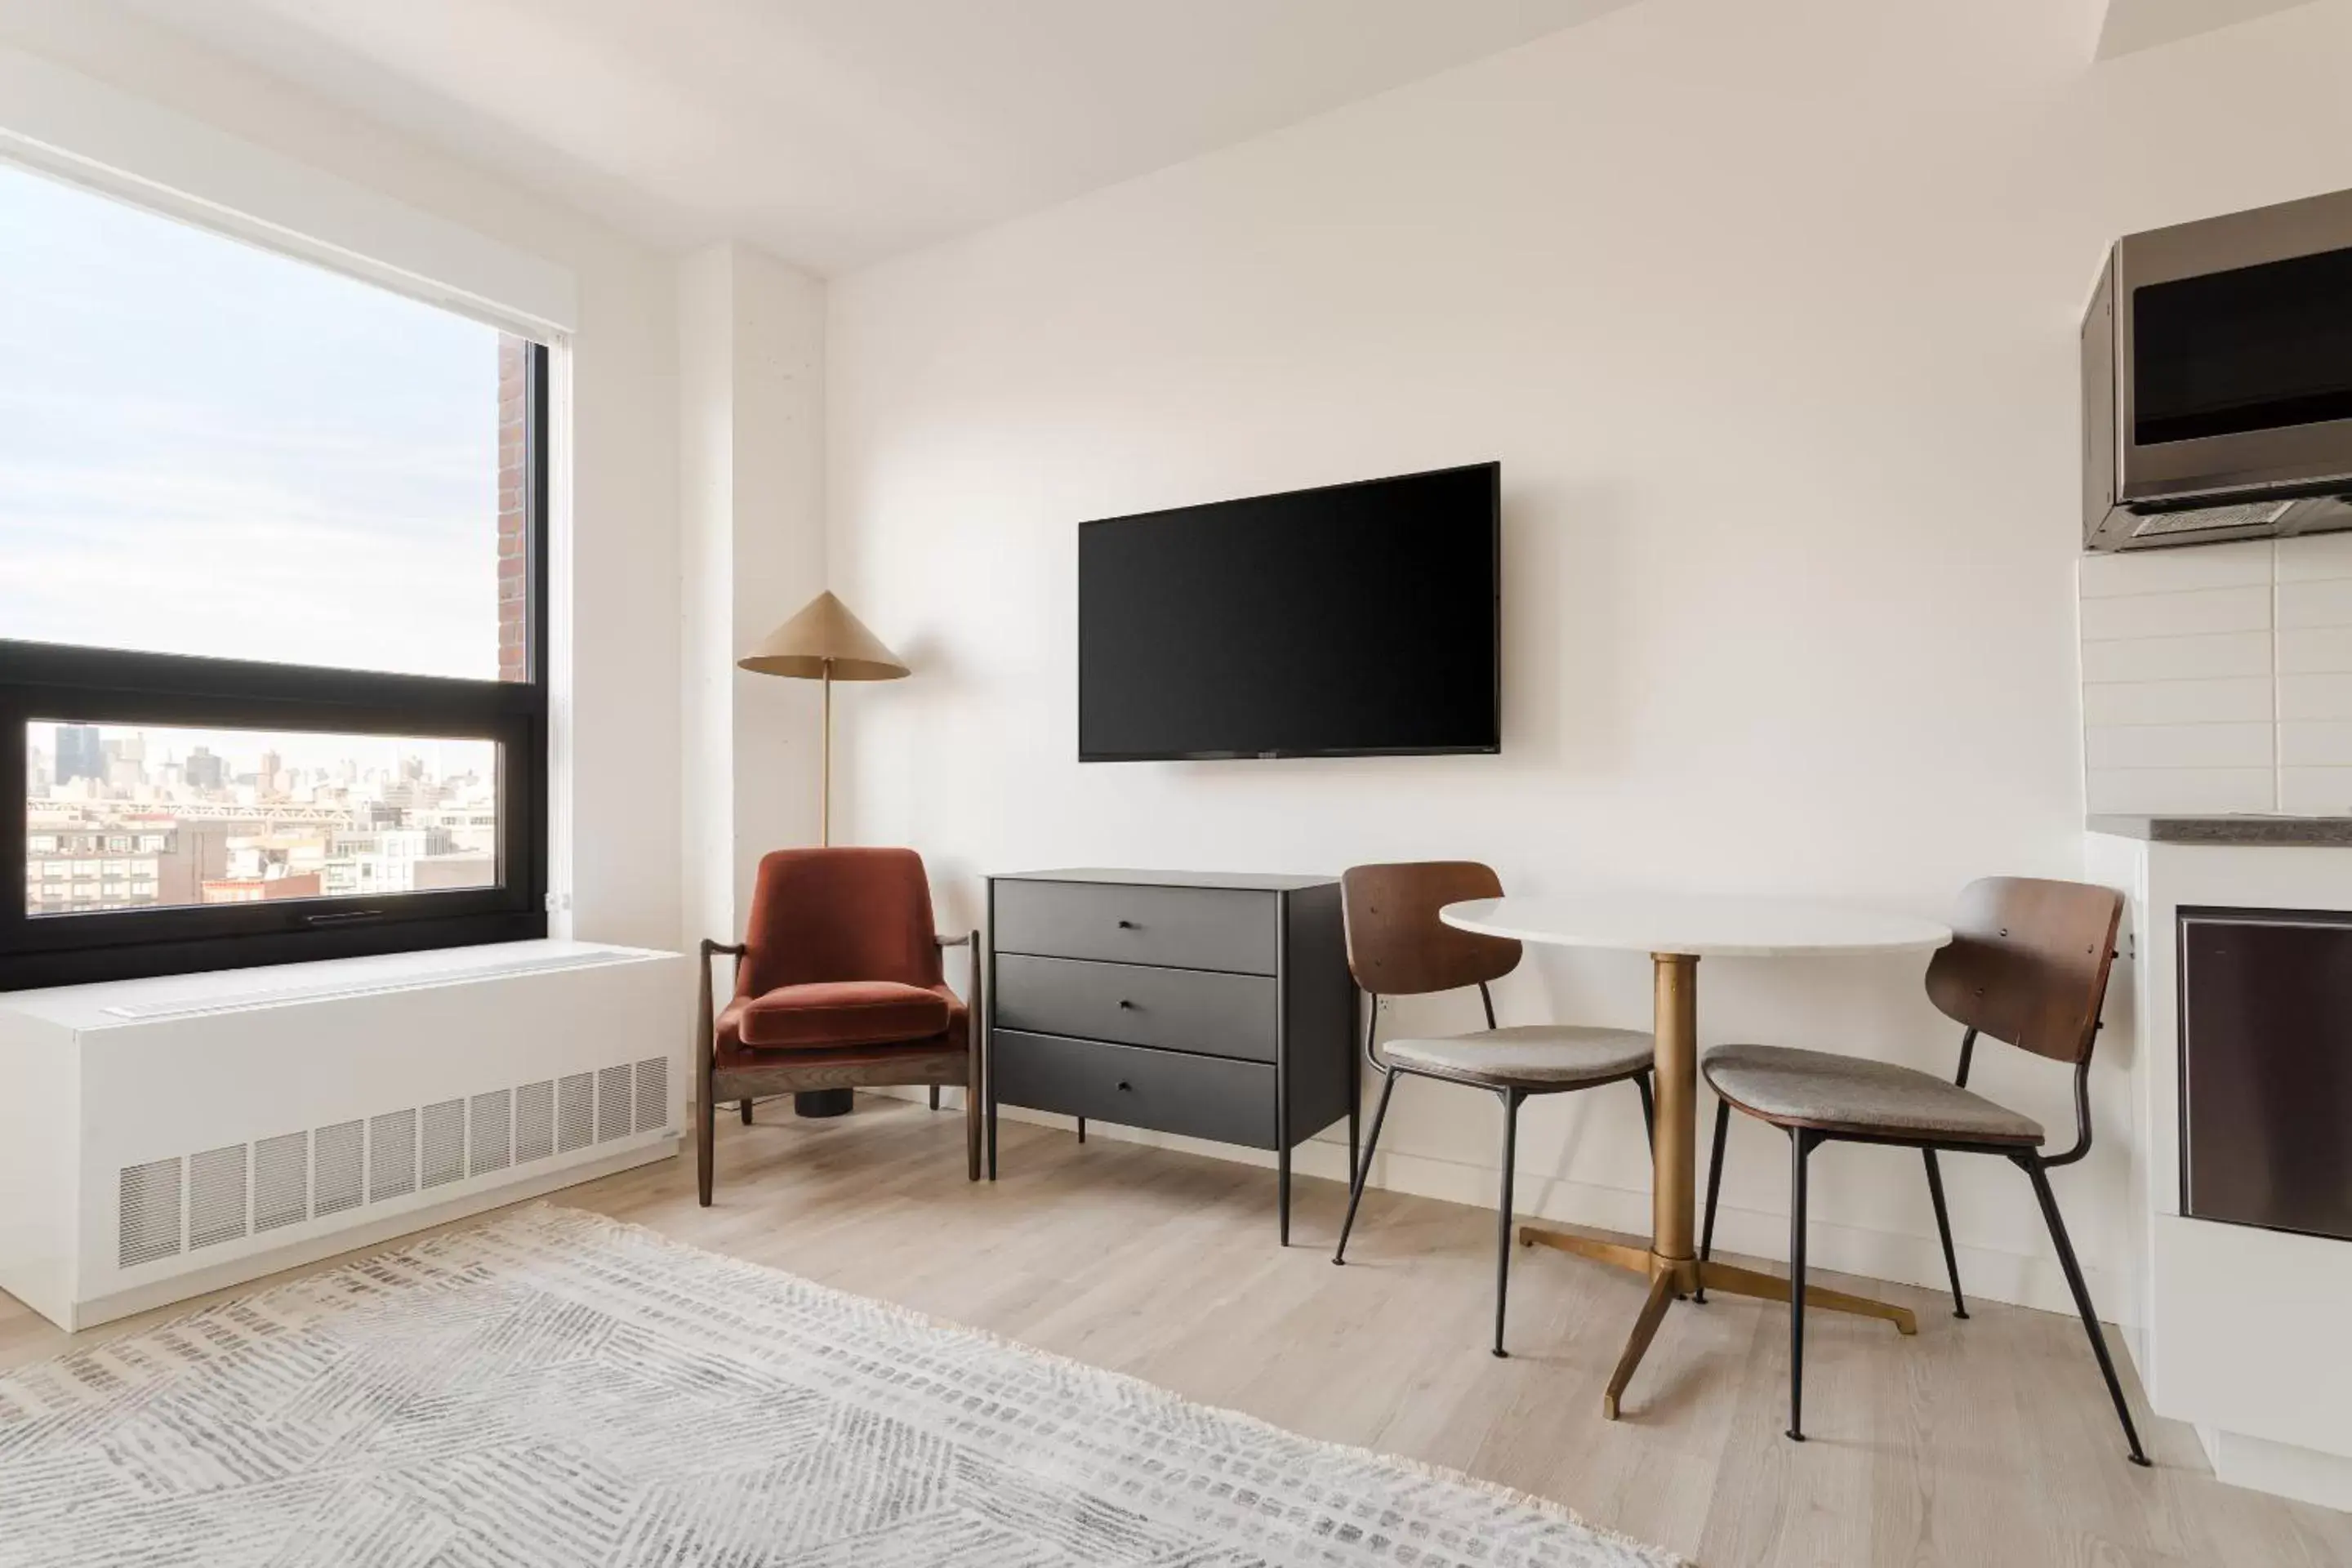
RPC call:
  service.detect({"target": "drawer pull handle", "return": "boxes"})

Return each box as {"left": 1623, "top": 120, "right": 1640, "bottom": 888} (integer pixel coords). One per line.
{"left": 1116, "top": 919, "right": 1138, "bottom": 929}
{"left": 1116, "top": 1080, "right": 1133, "bottom": 1092}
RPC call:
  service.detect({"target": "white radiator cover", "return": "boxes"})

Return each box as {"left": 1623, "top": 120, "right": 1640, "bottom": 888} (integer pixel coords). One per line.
{"left": 0, "top": 940, "right": 687, "bottom": 1330}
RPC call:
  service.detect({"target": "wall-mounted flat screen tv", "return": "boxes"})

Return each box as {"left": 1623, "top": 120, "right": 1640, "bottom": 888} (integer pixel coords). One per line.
{"left": 1079, "top": 462, "right": 1499, "bottom": 761}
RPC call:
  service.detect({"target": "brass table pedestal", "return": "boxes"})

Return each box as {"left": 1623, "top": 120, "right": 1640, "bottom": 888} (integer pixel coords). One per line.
{"left": 1517, "top": 954, "right": 1918, "bottom": 1419}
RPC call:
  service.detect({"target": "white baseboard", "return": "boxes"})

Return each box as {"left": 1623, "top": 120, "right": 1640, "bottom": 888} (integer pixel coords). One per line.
{"left": 2207, "top": 1428, "right": 2352, "bottom": 1512}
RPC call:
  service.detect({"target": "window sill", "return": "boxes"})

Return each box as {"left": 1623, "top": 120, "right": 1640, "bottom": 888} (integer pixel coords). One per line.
{"left": 0, "top": 938, "right": 677, "bottom": 1030}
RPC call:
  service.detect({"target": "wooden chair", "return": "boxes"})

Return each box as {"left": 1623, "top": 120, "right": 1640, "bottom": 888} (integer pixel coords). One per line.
{"left": 695, "top": 847, "right": 981, "bottom": 1202}
{"left": 1698, "top": 875, "right": 2149, "bottom": 1463}
{"left": 1334, "top": 862, "right": 1656, "bottom": 1357}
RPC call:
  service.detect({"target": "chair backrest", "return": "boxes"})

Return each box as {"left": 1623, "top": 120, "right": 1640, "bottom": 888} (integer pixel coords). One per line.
{"left": 1924, "top": 876, "right": 2123, "bottom": 1065}
{"left": 1339, "top": 861, "right": 1519, "bottom": 997}
{"left": 740, "top": 847, "right": 942, "bottom": 997}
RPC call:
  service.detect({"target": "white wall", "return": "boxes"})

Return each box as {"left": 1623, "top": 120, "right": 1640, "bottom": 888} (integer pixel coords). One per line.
{"left": 826, "top": 0, "right": 2352, "bottom": 1320}
{"left": 0, "top": 5, "right": 685, "bottom": 956}
{"left": 678, "top": 243, "right": 829, "bottom": 942}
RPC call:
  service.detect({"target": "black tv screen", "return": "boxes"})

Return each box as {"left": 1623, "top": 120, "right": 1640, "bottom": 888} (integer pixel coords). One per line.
{"left": 1079, "top": 462, "right": 1499, "bottom": 761}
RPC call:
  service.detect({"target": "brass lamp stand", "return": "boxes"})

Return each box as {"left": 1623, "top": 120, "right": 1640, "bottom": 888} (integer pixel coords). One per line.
{"left": 738, "top": 590, "right": 911, "bottom": 1116}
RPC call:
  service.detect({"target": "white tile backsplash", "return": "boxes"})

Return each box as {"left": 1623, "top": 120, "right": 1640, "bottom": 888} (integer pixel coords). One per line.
{"left": 2079, "top": 630, "right": 2270, "bottom": 684}
{"left": 2277, "top": 626, "right": 2352, "bottom": 675}
{"left": 2079, "top": 585, "right": 2272, "bottom": 641}
{"left": 2081, "top": 677, "right": 2273, "bottom": 727}
{"left": 2278, "top": 577, "right": 2352, "bottom": 630}
{"left": 2069, "top": 542, "right": 2352, "bottom": 817}
{"left": 2277, "top": 532, "right": 2352, "bottom": 583}
{"left": 2280, "top": 721, "right": 2352, "bottom": 767}
{"left": 2078, "top": 538, "right": 2273, "bottom": 598}
{"left": 2085, "top": 767, "right": 2274, "bottom": 815}
{"left": 2280, "top": 767, "right": 2352, "bottom": 814}
{"left": 2279, "top": 672, "right": 2352, "bottom": 722}
{"left": 2084, "top": 722, "right": 2274, "bottom": 770}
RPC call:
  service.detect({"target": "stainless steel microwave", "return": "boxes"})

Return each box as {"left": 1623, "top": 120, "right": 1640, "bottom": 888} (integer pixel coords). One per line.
{"left": 2084, "top": 186, "right": 2352, "bottom": 551}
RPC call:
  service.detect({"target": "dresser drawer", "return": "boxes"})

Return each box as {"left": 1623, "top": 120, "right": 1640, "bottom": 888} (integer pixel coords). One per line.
{"left": 993, "top": 879, "right": 1276, "bottom": 974}
{"left": 995, "top": 954, "right": 1277, "bottom": 1062}
{"left": 991, "top": 1030, "right": 1276, "bottom": 1150}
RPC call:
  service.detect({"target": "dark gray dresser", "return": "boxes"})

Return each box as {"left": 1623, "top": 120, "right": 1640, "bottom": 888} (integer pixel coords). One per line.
{"left": 985, "top": 869, "right": 1356, "bottom": 1243}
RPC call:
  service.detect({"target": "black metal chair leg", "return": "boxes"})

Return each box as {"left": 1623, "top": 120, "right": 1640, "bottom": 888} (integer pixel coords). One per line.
{"left": 1922, "top": 1148, "right": 1967, "bottom": 1319}
{"left": 2016, "top": 1155, "right": 2152, "bottom": 1466}
{"left": 1494, "top": 1089, "right": 1523, "bottom": 1358}
{"left": 1696, "top": 1096, "right": 1730, "bottom": 1303}
{"left": 1788, "top": 1130, "right": 1818, "bottom": 1441}
{"left": 1334, "top": 1071, "right": 1398, "bottom": 1265}
{"left": 1635, "top": 1072, "right": 1655, "bottom": 1155}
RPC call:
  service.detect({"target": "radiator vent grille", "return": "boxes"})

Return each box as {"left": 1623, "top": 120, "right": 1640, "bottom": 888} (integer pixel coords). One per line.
{"left": 421, "top": 1099, "right": 466, "bottom": 1189}
{"left": 469, "top": 1090, "right": 512, "bottom": 1178}
{"left": 556, "top": 1073, "right": 594, "bottom": 1153}
{"left": 118, "top": 1157, "right": 182, "bottom": 1269}
{"left": 109, "top": 1055, "right": 674, "bottom": 1272}
{"left": 597, "top": 1066, "right": 633, "bottom": 1143}
{"left": 187, "top": 1145, "right": 248, "bottom": 1251}
{"left": 314, "top": 1120, "right": 365, "bottom": 1217}
{"left": 253, "top": 1132, "right": 309, "bottom": 1233}
{"left": 369, "top": 1109, "right": 416, "bottom": 1203}
{"left": 515, "top": 1080, "right": 555, "bottom": 1163}
{"left": 635, "top": 1057, "right": 669, "bottom": 1134}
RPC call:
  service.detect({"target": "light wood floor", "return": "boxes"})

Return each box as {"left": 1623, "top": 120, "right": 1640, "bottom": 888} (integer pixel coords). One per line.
{"left": 6, "top": 1096, "right": 2348, "bottom": 1567}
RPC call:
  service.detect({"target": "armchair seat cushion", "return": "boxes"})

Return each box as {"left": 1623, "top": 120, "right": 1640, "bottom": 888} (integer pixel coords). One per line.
{"left": 730, "top": 979, "right": 955, "bottom": 1050}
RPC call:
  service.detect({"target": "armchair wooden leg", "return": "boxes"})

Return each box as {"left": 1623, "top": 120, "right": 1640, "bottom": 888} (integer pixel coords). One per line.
{"left": 697, "top": 1087, "right": 715, "bottom": 1208}
{"left": 740, "top": 1098, "right": 754, "bottom": 1125}
{"left": 964, "top": 1081, "right": 982, "bottom": 1182}
{"left": 930, "top": 1085, "right": 941, "bottom": 1112}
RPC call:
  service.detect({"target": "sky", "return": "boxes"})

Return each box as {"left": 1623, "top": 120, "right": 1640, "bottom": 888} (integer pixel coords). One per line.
{"left": 0, "top": 158, "right": 503, "bottom": 681}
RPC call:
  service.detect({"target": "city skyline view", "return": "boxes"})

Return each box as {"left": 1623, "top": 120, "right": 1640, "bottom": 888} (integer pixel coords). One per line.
{"left": 25, "top": 720, "right": 499, "bottom": 918}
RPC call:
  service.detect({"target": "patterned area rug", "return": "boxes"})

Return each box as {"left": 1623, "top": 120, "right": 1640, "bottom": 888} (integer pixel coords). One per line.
{"left": 0, "top": 1205, "right": 1680, "bottom": 1566}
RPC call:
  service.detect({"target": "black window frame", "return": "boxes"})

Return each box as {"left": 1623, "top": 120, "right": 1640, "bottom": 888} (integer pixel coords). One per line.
{"left": 0, "top": 344, "right": 551, "bottom": 989}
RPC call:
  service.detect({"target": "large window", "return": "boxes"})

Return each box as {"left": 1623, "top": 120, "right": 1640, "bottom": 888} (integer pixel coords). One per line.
{"left": 0, "top": 159, "right": 548, "bottom": 987}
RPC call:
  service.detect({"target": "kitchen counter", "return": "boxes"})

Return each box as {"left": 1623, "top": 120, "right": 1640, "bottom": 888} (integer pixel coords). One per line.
{"left": 2087, "top": 814, "right": 2352, "bottom": 847}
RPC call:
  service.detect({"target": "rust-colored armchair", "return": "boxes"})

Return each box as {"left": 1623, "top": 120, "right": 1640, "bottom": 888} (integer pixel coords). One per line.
{"left": 696, "top": 847, "right": 981, "bottom": 1202}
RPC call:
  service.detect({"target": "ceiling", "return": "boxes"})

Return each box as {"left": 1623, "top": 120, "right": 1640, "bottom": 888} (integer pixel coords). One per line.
{"left": 79, "top": 0, "right": 1637, "bottom": 274}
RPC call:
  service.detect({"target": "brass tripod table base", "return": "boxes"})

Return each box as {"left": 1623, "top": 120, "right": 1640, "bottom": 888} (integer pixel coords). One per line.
{"left": 1518, "top": 1226, "right": 1918, "bottom": 1419}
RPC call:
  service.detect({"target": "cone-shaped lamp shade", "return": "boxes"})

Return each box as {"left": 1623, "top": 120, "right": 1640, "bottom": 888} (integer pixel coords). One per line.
{"left": 738, "top": 591, "right": 909, "bottom": 681}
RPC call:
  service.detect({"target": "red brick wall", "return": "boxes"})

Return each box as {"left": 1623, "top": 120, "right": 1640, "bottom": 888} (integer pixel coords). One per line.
{"left": 497, "top": 334, "right": 529, "bottom": 682}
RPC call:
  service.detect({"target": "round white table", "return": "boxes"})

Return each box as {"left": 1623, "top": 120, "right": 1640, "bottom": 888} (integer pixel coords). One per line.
{"left": 1441, "top": 892, "right": 1952, "bottom": 1419}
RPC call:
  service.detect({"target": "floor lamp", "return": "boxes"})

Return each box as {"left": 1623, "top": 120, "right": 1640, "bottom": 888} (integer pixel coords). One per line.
{"left": 738, "top": 591, "right": 910, "bottom": 1118}
{"left": 738, "top": 590, "right": 910, "bottom": 848}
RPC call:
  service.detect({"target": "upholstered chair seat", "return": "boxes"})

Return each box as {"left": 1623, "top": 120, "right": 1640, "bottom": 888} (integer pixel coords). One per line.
{"left": 1384, "top": 1025, "right": 1655, "bottom": 1089}
{"left": 724, "top": 979, "right": 960, "bottom": 1052}
{"left": 1704, "top": 1043, "right": 2044, "bottom": 1146}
